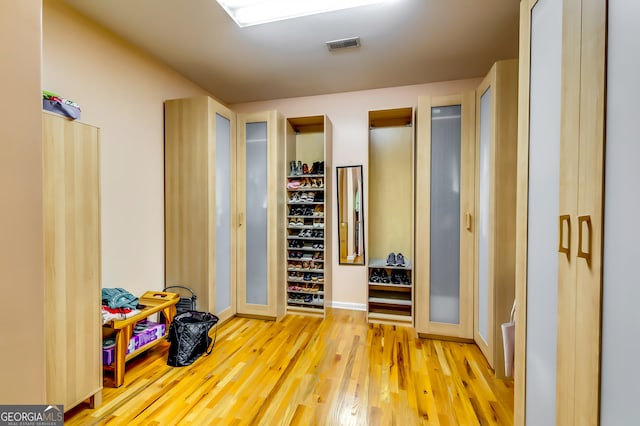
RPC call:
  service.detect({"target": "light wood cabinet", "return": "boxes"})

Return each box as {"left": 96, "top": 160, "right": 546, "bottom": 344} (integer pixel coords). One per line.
{"left": 236, "top": 111, "right": 286, "bottom": 319}
{"left": 474, "top": 59, "right": 518, "bottom": 379}
{"left": 284, "top": 115, "right": 332, "bottom": 317}
{"left": 367, "top": 107, "right": 414, "bottom": 325}
{"left": 514, "top": 0, "right": 606, "bottom": 423}
{"left": 164, "top": 96, "right": 237, "bottom": 324}
{"left": 415, "top": 93, "right": 475, "bottom": 340}
{"left": 43, "top": 112, "right": 102, "bottom": 411}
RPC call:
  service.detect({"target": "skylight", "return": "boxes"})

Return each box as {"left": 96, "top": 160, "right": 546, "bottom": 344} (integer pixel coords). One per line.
{"left": 217, "top": 0, "right": 394, "bottom": 27}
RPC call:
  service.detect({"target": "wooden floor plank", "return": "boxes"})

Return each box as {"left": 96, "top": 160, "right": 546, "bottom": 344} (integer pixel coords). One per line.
{"left": 65, "top": 309, "right": 513, "bottom": 425}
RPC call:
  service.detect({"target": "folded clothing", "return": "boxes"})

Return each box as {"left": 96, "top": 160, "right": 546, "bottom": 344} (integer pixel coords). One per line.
{"left": 42, "top": 90, "right": 81, "bottom": 120}
{"left": 102, "top": 306, "right": 141, "bottom": 324}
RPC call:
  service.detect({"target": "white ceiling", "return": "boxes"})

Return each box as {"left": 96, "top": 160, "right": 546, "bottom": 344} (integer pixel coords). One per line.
{"left": 62, "top": 0, "right": 519, "bottom": 104}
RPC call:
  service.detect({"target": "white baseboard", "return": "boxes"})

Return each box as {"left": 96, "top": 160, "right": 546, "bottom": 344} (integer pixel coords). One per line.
{"left": 329, "top": 301, "right": 367, "bottom": 311}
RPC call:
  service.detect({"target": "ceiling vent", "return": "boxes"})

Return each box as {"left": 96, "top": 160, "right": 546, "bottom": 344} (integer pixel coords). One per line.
{"left": 326, "top": 37, "right": 361, "bottom": 51}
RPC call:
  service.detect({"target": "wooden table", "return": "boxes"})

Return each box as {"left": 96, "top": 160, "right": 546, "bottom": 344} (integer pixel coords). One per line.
{"left": 103, "top": 291, "right": 179, "bottom": 387}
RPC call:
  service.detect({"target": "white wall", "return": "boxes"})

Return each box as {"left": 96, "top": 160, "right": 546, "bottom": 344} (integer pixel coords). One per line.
{"left": 232, "top": 79, "right": 481, "bottom": 307}
{"left": 42, "top": 0, "right": 211, "bottom": 296}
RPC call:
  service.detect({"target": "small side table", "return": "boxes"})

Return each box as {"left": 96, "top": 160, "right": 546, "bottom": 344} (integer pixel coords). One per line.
{"left": 103, "top": 291, "right": 179, "bottom": 387}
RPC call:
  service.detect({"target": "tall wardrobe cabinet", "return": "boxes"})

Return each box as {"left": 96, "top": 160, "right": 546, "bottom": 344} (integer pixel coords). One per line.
{"left": 514, "top": 0, "right": 605, "bottom": 424}
{"left": 474, "top": 59, "right": 518, "bottom": 379}
{"left": 415, "top": 93, "right": 476, "bottom": 340}
{"left": 165, "top": 96, "right": 237, "bottom": 323}
{"left": 43, "top": 112, "right": 102, "bottom": 410}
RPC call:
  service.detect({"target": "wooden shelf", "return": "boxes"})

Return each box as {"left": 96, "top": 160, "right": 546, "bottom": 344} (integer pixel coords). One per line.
{"left": 368, "top": 283, "right": 412, "bottom": 292}
{"left": 368, "top": 257, "right": 413, "bottom": 270}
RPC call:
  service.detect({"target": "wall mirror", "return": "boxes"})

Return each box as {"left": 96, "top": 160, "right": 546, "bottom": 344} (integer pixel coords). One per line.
{"left": 337, "top": 165, "right": 365, "bottom": 265}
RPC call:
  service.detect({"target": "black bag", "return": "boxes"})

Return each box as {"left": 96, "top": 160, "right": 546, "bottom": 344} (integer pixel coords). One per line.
{"left": 166, "top": 311, "right": 219, "bottom": 367}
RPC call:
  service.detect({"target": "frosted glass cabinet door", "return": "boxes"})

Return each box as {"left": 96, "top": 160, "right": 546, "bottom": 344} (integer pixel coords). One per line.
{"left": 244, "top": 121, "right": 269, "bottom": 306}
{"left": 429, "top": 105, "right": 462, "bottom": 325}
{"left": 477, "top": 87, "right": 491, "bottom": 346}
{"left": 524, "top": 0, "right": 562, "bottom": 423}
{"left": 215, "top": 113, "right": 233, "bottom": 314}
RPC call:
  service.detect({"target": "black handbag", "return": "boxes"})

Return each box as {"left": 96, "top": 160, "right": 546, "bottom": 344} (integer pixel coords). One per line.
{"left": 166, "top": 311, "right": 219, "bottom": 367}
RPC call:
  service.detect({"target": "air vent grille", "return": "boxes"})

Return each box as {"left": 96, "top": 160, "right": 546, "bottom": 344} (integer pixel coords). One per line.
{"left": 326, "top": 37, "right": 361, "bottom": 51}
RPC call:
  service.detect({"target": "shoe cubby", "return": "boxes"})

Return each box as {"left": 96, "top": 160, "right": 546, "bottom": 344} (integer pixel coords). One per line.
{"left": 367, "top": 257, "right": 413, "bottom": 320}
{"left": 367, "top": 108, "right": 415, "bottom": 325}
{"left": 285, "top": 115, "right": 332, "bottom": 316}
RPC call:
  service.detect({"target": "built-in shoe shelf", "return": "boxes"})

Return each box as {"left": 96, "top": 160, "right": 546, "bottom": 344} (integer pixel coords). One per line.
{"left": 287, "top": 168, "right": 326, "bottom": 314}
{"left": 367, "top": 257, "right": 413, "bottom": 324}
{"left": 285, "top": 115, "right": 332, "bottom": 317}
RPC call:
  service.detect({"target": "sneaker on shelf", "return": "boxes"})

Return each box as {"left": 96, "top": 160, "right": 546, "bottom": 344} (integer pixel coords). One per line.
{"left": 395, "top": 253, "right": 406, "bottom": 267}
{"left": 386, "top": 252, "right": 396, "bottom": 266}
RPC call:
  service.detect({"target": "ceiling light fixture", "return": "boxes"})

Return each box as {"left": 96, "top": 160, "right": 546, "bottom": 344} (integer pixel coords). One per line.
{"left": 217, "top": 0, "right": 394, "bottom": 28}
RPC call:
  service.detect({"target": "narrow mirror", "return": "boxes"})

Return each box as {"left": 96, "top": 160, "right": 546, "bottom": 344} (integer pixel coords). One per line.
{"left": 337, "top": 165, "right": 365, "bottom": 265}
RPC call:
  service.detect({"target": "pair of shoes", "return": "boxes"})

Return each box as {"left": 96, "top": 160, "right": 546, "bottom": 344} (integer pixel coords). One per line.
{"left": 288, "top": 193, "right": 300, "bottom": 203}
{"left": 385, "top": 252, "right": 406, "bottom": 267}
{"left": 289, "top": 161, "right": 304, "bottom": 176}
{"left": 370, "top": 269, "right": 390, "bottom": 283}
{"left": 300, "top": 192, "right": 315, "bottom": 202}
{"left": 288, "top": 239, "right": 303, "bottom": 248}
{"left": 298, "top": 229, "right": 312, "bottom": 238}
{"left": 390, "top": 271, "right": 410, "bottom": 285}
{"left": 310, "top": 161, "right": 324, "bottom": 175}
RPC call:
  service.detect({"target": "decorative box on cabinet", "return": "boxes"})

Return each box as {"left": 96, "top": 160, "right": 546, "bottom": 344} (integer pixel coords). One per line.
{"left": 474, "top": 59, "right": 518, "bottom": 379}
{"left": 43, "top": 112, "right": 102, "bottom": 411}
{"left": 284, "top": 115, "right": 333, "bottom": 317}
{"left": 415, "top": 92, "right": 476, "bottom": 340}
{"left": 236, "top": 111, "right": 286, "bottom": 319}
{"left": 367, "top": 107, "right": 414, "bottom": 325}
{"left": 164, "top": 96, "right": 236, "bottom": 324}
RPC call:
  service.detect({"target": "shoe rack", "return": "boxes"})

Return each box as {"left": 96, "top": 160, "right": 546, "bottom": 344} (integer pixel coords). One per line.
{"left": 367, "top": 107, "right": 415, "bottom": 325}
{"left": 368, "top": 255, "right": 413, "bottom": 320}
{"left": 285, "top": 115, "right": 332, "bottom": 316}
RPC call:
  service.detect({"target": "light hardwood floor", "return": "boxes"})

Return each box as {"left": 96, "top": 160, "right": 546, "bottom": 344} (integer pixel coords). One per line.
{"left": 66, "top": 309, "right": 513, "bottom": 425}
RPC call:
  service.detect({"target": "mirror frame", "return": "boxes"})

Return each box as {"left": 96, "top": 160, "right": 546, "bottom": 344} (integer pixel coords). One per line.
{"left": 336, "top": 165, "right": 365, "bottom": 265}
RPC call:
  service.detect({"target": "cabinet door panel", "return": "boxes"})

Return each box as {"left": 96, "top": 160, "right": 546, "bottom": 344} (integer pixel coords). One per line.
{"left": 477, "top": 86, "right": 492, "bottom": 348}
{"left": 237, "top": 111, "right": 284, "bottom": 318}
{"left": 429, "top": 105, "right": 462, "bottom": 325}
{"left": 524, "top": 0, "right": 562, "bottom": 423}
{"left": 416, "top": 94, "right": 474, "bottom": 339}
{"left": 215, "top": 113, "right": 233, "bottom": 314}
{"left": 244, "top": 121, "right": 269, "bottom": 306}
